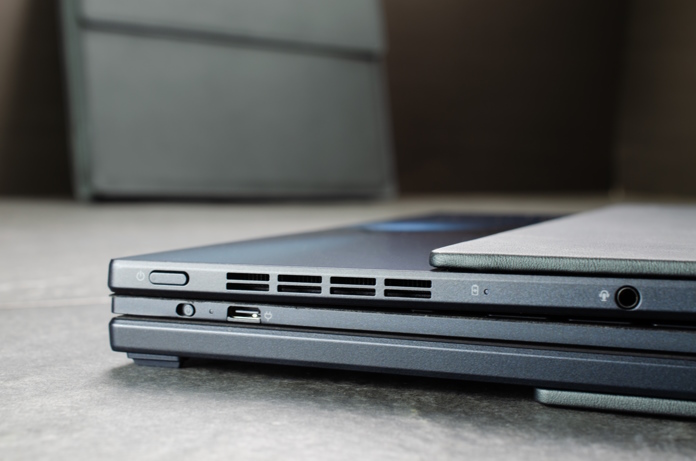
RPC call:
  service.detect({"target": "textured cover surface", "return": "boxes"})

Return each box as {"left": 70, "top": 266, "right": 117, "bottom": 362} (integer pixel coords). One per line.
{"left": 431, "top": 204, "right": 696, "bottom": 278}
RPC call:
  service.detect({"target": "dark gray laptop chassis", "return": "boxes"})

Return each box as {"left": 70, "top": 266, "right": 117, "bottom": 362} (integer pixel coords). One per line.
{"left": 110, "top": 312, "right": 696, "bottom": 417}
{"left": 109, "top": 214, "right": 696, "bottom": 416}
{"left": 109, "top": 215, "right": 696, "bottom": 320}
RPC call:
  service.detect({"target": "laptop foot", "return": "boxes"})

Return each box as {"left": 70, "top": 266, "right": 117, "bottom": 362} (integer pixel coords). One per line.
{"left": 127, "top": 352, "right": 183, "bottom": 368}
{"left": 535, "top": 388, "right": 696, "bottom": 418}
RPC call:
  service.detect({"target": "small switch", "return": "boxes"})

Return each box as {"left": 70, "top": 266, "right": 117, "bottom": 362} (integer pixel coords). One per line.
{"left": 176, "top": 303, "right": 195, "bottom": 317}
{"left": 149, "top": 271, "right": 189, "bottom": 286}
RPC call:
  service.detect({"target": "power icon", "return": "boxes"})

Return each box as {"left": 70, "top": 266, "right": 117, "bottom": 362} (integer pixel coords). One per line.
{"left": 136, "top": 270, "right": 146, "bottom": 282}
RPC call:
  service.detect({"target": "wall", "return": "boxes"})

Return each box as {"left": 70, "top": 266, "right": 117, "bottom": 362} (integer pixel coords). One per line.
{"left": 614, "top": 0, "right": 696, "bottom": 196}
{"left": 0, "top": 0, "right": 70, "bottom": 196}
{"left": 382, "top": 0, "right": 629, "bottom": 193}
{"left": 1, "top": 1, "right": 694, "bottom": 197}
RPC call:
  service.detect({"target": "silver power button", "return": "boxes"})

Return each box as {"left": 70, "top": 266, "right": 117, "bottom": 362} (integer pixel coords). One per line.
{"left": 149, "top": 271, "right": 189, "bottom": 286}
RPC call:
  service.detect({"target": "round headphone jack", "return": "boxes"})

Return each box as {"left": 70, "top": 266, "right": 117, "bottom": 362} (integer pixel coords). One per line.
{"left": 615, "top": 286, "right": 640, "bottom": 309}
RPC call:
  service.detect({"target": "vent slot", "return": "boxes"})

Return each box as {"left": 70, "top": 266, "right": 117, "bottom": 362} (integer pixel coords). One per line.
{"left": 330, "top": 276, "right": 376, "bottom": 286}
{"left": 330, "top": 287, "right": 376, "bottom": 296}
{"left": 227, "top": 273, "right": 270, "bottom": 281}
{"left": 278, "top": 275, "right": 322, "bottom": 284}
{"left": 384, "top": 289, "right": 432, "bottom": 299}
{"left": 226, "top": 282, "right": 269, "bottom": 292}
{"left": 278, "top": 285, "right": 321, "bottom": 294}
{"left": 385, "top": 279, "right": 432, "bottom": 288}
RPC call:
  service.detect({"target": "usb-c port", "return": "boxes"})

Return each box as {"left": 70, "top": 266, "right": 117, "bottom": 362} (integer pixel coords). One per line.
{"left": 227, "top": 306, "right": 261, "bottom": 323}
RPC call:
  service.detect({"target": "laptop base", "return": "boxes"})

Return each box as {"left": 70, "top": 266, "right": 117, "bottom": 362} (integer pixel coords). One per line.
{"left": 112, "top": 316, "right": 696, "bottom": 413}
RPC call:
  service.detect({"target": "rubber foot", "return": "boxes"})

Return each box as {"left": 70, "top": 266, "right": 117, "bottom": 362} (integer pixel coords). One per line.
{"left": 127, "top": 352, "right": 182, "bottom": 368}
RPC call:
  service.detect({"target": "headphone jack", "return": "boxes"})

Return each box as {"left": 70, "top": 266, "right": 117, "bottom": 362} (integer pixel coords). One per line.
{"left": 615, "top": 286, "right": 640, "bottom": 309}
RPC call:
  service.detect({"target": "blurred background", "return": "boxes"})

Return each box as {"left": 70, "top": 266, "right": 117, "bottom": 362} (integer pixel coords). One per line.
{"left": 0, "top": 0, "right": 695, "bottom": 199}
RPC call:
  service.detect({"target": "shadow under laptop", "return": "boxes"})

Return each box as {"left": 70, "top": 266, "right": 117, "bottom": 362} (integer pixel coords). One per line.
{"left": 106, "top": 357, "right": 696, "bottom": 450}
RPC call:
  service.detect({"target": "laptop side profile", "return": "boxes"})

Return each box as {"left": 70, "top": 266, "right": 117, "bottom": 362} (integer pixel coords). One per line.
{"left": 108, "top": 205, "right": 696, "bottom": 417}
{"left": 108, "top": 211, "right": 696, "bottom": 319}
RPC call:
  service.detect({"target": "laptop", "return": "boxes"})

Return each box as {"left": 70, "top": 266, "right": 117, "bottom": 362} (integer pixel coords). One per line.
{"left": 108, "top": 208, "right": 695, "bottom": 319}
{"left": 108, "top": 204, "right": 696, "bottom": 417}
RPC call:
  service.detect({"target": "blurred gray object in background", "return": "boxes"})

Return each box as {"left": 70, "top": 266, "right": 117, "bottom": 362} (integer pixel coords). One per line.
{"left": 61, "top": 0, "right": 395, "bottom": 200}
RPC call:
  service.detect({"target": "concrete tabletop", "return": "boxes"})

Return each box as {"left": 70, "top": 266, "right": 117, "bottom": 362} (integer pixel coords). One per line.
{"left": 2, "top": 196, "right": 696, "bottom": 460}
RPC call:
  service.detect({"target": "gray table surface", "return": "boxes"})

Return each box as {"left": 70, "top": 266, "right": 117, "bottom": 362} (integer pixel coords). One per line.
{"left": 2, "top": 195, "right": 696, "bottom": 460}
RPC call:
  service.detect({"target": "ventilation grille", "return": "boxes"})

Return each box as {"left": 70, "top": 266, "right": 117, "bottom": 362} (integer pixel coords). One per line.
{"left": 278, "top": 275, "right": 321, "bottom": 284}
{"left": 226, "top": 273, "right": 270, "bottom": 291}
{"left": 330, "top": 276, "right": 376, "bottom": 286}
{"left": 328, "top": 276, "right": 377, "bottom": 297}
{"left": 383, "top": 278, "right": 432, "bottom": 299}
{"left": 223, "top": 273, "right": 433, "bottom": 299}
{"left": 385, "top": 279, "right": 432, "bottom": 288}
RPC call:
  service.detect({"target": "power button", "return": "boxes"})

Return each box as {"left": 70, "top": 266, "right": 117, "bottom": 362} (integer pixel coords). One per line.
{"left": 149, "top": 271, "right": 189, "bottom": 286}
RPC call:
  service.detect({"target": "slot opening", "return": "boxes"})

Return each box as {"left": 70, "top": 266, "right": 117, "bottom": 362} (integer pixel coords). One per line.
{"left": 330, "top": 287, "right": 376, "bottom": 296}
{"left": 330, "top": 276, "right": 376, "bottom": 286}
{"left": 227, "top": 273, "right": 270, "bottom": 281}
{"left": 384, "top": 289, "right": 432, "bottom": 299}
{"left": 278, "top": 275, "right": 321, "bottom": 284}
{"left": 278, "top": 285, "right": 321, "bottom": 294}
{"left": 226, "top": 282, "right": 269, "bottom": 291}
{"left": 385, "top": 279, "right": 432, "bottom": 288}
